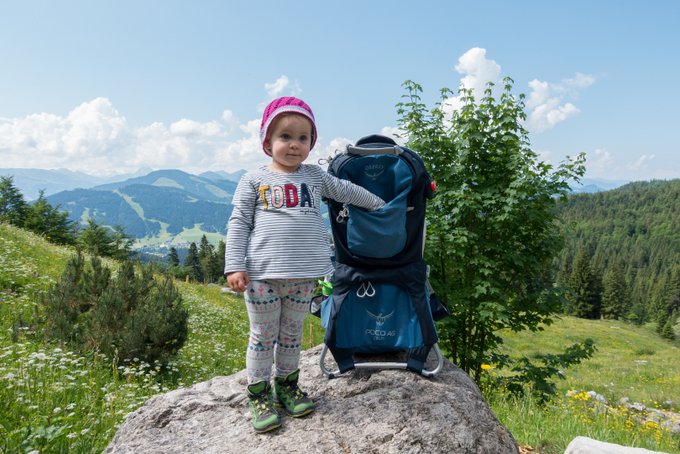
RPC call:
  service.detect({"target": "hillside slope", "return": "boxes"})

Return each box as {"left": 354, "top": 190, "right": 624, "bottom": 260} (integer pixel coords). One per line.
{"left": 0, "top": 222, "right": 253, "bottom": 453}
{"left": 499, "top": 315, "right": 680, "bottom": 404}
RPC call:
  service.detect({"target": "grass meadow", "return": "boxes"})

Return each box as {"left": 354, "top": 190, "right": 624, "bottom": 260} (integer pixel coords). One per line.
{"left": 489, "top": 317, "right": 680, "bottom": 452}
{"left": 1, "top": 222, "right": 678, "bottom": 453}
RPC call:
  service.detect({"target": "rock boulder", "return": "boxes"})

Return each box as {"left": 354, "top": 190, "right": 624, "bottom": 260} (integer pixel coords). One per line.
{"left": 564, "top": 436, "right": 669, "bottom": 454}
{"left": 105, "top": 345, "right": 518, "bottom": 454}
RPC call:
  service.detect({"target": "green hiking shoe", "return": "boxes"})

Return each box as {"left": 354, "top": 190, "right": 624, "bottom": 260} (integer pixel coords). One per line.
{"left": 246, "top": 381, "right": 281, "bottom": 433}
{"left": 273, "top": 369, "right": 315, "bottom": 418}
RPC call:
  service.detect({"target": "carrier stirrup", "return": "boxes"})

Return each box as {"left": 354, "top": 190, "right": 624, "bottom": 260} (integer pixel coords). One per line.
{"left": 319, "top": 343, "right": 444, "bottom": 379}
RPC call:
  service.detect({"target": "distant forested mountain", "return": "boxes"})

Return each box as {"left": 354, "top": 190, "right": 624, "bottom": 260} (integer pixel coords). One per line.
{"left": 555, "top": 179, "right": 680, "bottom": 327}
{"left": 92, "top": 169, "right": 235, "bottom": 202}
{"left": 569, "top": 177, "right": 628, "bottom": 194}
{"left": 46, "top": 170, "right": 236, "bottom": 246}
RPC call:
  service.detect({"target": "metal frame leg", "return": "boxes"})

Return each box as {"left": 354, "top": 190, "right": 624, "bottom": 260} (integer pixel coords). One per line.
{"left": 319, "top": 343, "right": 444, "bottom": 378}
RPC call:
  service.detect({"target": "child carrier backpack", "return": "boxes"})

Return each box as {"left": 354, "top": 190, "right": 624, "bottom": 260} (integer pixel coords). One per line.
{"left": 317, "top": 134, "right": 447, "bottom": 378}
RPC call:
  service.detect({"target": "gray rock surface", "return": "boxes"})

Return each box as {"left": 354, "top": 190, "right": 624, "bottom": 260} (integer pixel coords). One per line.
{"left": 105, "top": 345, "right": 519, "bottom": 453}
{"left": 564, "top": 436, "right": 669, "bottom": 454}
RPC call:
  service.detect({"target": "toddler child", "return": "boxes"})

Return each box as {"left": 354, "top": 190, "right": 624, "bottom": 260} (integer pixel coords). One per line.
{"left": 224, "top": 96, "right": 385, "bottom": 433}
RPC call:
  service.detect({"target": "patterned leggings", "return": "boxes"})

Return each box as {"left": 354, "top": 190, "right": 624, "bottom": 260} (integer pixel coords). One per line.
{"left": 244, "top": 279, "right": 316, "bottom": 384}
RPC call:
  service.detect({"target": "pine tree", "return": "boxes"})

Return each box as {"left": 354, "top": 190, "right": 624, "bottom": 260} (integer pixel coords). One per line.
{"left": 204, "top": 252, "right": 220, "bottom": 283}
{"left": 0, "top": 176, "right": 28, "bottom": 226}
{"left": 648, "top": 272, "right": 670, "bottom": 321}
{"left": 567, "top": 248, "right": 601, "bottom": 318}
{"left": 216, "top": 240, "right": 226, "bottom": 282}
{"left": 627, "top": 300, "right": 648, "bottom": 325}
{"left": 184, "top": 242, "right": 202, "bottom": 282}
{"left": 77, "top": 219, "right": 114, "bottom": 257}
{"left": 555, "top": 250, "right": 573, "bottom": 289}
{"left": 198, "top": 235, "right": 213, "bottom": 260}
{"left": 23, "top": 190, "right": 77, "bottom": 245}
{"left": 111, "top": 225, "right": 135, "bottom": 260}
{"left": 198, "top": 235, "right": 215, "bottom": 283}
{"left": 659, "top": 313, "right": 676, "bottom": 340}
{"left": 42, "top": 253, "right": 88, "bottom": 343}
{"left": 664, "top": 266, "right": 680, "bottom": 318}
{"left": 601, "top": 262, "right": 628, "bottom": 319}
{"left": 168, "top": 247, "right": 180, "bottom": 267}
{"left": 77, "top": 219, "right": 134, "bottom": 260}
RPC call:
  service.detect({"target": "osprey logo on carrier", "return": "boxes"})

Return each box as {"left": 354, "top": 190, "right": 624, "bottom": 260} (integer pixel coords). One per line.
{"left": 363, "top": 164, "right": 385, "bottom": 180}
{"left": 366, "top": 310, "right": 394, "bottom": 327}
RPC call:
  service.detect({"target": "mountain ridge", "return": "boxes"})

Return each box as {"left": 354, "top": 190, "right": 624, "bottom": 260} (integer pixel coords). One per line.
{"left": 2, "top": 167, "right": 632, "bottom": 199}
{"left": 42, "top": 169, "right": 238, "bottom": 248}
{"left": 91, "top": 169, "right": 238, "bottom": 203}
{"left": 569, "top": 177, "right": 629, "bottom": 193}
{"left": 0, "top": 167, "right": 245, "bottom": 200}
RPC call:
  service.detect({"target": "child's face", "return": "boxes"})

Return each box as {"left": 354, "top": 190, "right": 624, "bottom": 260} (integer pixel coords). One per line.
{"left": 264, "top": 114, "right": 313, "bottom": 173}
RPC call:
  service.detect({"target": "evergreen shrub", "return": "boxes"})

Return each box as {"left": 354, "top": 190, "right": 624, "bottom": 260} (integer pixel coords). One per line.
{"left": 43, "top": 253, "right": 188, "bottom": 365}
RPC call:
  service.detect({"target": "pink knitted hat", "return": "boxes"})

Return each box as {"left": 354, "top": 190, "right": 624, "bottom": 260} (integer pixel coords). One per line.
{"left": 260, "top": 96, "right": 317, "bottom": 154}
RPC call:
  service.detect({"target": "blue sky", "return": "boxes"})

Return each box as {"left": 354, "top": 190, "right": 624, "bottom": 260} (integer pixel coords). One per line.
{"left": 1, "top": 1, "right": 678, "bottom": 182}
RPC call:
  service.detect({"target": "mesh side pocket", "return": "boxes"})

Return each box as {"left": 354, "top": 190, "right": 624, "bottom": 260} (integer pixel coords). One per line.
{"left": 320, "top": 296, "right": 333, "bottom": 329}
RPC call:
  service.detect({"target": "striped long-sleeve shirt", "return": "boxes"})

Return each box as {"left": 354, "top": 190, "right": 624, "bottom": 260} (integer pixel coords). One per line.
{"left": 224, "top": 164, "right": 385, "bottom": 280}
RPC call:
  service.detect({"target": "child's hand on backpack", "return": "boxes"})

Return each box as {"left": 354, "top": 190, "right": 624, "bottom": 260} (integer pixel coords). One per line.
{"left": 227, "top": 271, "right": 250, "bottom": 292}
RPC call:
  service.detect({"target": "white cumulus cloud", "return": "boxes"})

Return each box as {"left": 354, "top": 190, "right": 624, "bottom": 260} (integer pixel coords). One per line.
{"left": 526, "top": 72, "right": 595, "bottom": 133}
{"left": 0, "top": 75, "right": 331, "bottom": 176}
{"left": 0, "top": 98, "right": 132, "bottom": 173}
{"left": 265, "top": 76, "right": 290, "bottom": 98}
{"left": 442, "top": 47, "right": 502, "bottom": 116}
{"left": 169, "top": 119, "right": 222, "bottom": 137}
{"left": 436, "top": 48, "right": 594, "bottom": 134}
{"left": 221, "top": 110, "right": 239, "bottom": 134}
{"left": 0, "top": 97, "right": 272, "bottom": 176}
{"left": 363, "top": 48, "right": 596, "bottom": 158}
{"left": 455, "top": 47, "right": 502, "bottom": 94}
